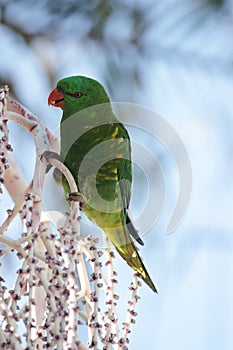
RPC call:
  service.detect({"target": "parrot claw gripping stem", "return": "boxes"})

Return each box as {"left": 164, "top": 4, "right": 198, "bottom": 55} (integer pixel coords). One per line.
{"left": 41, "top": 150, "right": 63, "bottom": 162}
{"left": 41, "top": 151, "right": 63, "bottom": 173}
{"left": 69, "top": 192, "right": 87, "bottom": 209}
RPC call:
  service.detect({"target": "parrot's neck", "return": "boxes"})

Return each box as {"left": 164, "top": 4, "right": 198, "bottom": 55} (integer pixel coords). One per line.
{"left": 61, "top": 103, "right": 117, "bottom": 125}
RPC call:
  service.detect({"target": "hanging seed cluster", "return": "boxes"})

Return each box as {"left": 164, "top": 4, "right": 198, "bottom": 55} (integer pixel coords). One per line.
{"left": 0, "top": 86, "right": 13, "bottom": 194}
{"left": 0, "top": 87, "right": 141, "bottom": 349}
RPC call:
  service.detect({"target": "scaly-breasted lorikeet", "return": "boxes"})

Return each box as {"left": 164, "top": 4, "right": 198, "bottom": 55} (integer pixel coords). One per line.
{"left": 48, "top": 75, "right": 157, "bottom": 293}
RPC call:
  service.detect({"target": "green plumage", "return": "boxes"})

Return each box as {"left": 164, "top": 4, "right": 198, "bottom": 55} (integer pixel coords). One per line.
{"left": 50, "top": 75, "right": 157, "bottom": 293}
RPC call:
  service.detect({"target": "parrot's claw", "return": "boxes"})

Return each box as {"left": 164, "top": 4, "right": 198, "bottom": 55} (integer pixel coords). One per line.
{"left": 42, "top": 151, "right": 62, "bottom": 162}
{"left": 41, "top": 151, "right": 63, "bottom": 173}
{"left": 69, "top": 192, "right": 87, "bottom": 209}
{"left": 53, "top": 168, "right": 62, "bottom": 183}
{"left": 45, "top": 164, "right": 53, "bottom": 173}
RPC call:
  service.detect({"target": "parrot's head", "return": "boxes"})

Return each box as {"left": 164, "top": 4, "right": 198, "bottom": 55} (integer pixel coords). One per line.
{"left": 48, "top": 75, "right": 110, "bottom": 116}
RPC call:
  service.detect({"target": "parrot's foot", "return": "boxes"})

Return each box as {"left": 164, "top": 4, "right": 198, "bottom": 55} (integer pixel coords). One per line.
{"left": 69, "top": 192, "right": 87, "bottom": 210}
{"left": 41, "top": 151, "right": 63, "bottom": 173}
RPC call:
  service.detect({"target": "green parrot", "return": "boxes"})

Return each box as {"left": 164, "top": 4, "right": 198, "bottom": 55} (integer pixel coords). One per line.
{"left": 48, "top": 75, "right": 157, "bottom": 293}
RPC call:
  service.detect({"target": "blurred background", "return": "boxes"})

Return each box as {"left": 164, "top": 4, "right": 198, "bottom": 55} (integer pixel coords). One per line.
{"left": 1, "top": 0, "right": 233, "bottom": 349}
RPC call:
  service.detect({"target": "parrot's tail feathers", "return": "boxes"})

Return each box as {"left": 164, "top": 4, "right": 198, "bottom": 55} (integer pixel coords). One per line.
{"left": 115, "top": 242, "right": 157, "bottom": 293}
{"left": 126, "top": 210, "right": 144, "bottom": 246}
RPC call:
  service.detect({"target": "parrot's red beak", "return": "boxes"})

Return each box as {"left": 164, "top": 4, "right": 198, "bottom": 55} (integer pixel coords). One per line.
{"left": 48, "top": 88, "right": 64, "bottom": 108}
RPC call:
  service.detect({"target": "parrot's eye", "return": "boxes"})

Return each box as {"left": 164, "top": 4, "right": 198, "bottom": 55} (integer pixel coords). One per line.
{"left": 72, "top": 92, "right": 83, "bottom": 98}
